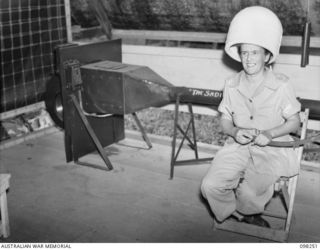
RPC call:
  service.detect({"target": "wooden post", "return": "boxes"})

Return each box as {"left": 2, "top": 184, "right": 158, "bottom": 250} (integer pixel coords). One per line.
{"left": 0, "top": 174, "right": 11, "bottom": 238}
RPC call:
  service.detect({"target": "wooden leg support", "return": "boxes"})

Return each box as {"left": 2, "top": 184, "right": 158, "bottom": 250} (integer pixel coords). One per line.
{"left": 170, "top": 98, "right": 213, "bottom": 179}
{"left": 132, "top": 112, "right": 152, "bottom": 149}
{"left": 0, "top": 174, "right": 11, "bottom": 238}
{"left": 70, "top": 94, "right": 114, "bottom": 171}
{"left": 213, "top": 219, "right": 288, "bottom": 242}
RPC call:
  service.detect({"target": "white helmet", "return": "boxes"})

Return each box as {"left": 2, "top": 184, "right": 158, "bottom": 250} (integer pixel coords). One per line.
{"left": 225, "top": 6, "right": 283, "bottom": 64}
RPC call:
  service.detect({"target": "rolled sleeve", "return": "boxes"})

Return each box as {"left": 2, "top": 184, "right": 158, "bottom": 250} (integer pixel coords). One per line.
{"left": 218, "top": 85, "right": 233, "bottom": 121}
{"left": 281, "top": 83, "right": 301, "bottom": 119}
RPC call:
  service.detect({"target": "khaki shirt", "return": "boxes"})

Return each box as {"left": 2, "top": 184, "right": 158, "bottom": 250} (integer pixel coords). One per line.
{"left": 218, "top": 69, "right": 301, "bottom": 177}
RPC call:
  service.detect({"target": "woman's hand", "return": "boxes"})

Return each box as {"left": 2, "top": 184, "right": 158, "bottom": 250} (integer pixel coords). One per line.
{"left": 253, "top": 131, "right": 273, "bottom": 146}
{"left": 233, "top": 128, "right": 254, "bottom": 145}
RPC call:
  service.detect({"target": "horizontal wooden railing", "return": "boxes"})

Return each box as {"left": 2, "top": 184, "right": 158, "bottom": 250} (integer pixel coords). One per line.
{"left": 111, "top": 29, "right": 320, "bottom": 48}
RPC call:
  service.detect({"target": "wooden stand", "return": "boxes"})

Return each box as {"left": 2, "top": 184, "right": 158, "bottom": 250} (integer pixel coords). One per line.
{"left": 170, "top": 95, "right": 213, "bottom": 179}
{"left": 0, "top": 174, "right": 11, "bottom": 238}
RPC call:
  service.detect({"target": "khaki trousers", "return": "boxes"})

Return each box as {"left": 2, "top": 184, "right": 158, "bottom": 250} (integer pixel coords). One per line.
{"left": 201, "top": 143, "right": 279, "bottom": 222}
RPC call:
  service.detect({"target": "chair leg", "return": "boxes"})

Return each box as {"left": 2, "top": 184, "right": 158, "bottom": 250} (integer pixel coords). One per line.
{"left": 284, "top": 177, "right": 298, "bottom": 234}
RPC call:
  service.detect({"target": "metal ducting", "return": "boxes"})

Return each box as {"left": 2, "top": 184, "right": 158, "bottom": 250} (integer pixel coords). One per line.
{"left": 81, "top": 60, "right": 174, "bottom": 114}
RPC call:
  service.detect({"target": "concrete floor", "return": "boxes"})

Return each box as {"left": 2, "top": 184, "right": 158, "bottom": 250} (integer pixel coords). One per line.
{"left": 0, "top": 129, "right": 320, "bottom": 243}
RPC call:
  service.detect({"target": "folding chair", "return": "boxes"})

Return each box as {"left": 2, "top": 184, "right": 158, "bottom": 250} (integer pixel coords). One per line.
{"left": 214, "top": 109, "right": 309, "bottom": 242}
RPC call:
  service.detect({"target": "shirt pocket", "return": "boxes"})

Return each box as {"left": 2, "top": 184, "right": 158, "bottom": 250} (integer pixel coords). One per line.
{"left": 255, "top": 103, "right": 283, "bottom": 129}
{"left": 232, "top": 111, "right": 251, "bottom": 128}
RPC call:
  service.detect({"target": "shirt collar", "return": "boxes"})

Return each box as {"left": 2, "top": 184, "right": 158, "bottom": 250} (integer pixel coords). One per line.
{"left": 263, "top": 68, "right": 282, "bottom": 90}
{"left": 230, "top": 68, "right": 281, "bottom": 91}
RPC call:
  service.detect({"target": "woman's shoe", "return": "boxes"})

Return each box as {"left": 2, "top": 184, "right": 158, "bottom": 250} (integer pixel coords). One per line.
{"left": 241, "top": 214, "right": 270, "bottom": 228}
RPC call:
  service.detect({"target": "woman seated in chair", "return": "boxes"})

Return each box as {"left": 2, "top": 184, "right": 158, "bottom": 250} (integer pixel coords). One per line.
{"left": 201, "top": 6, "right": 301, "bottom": 227}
